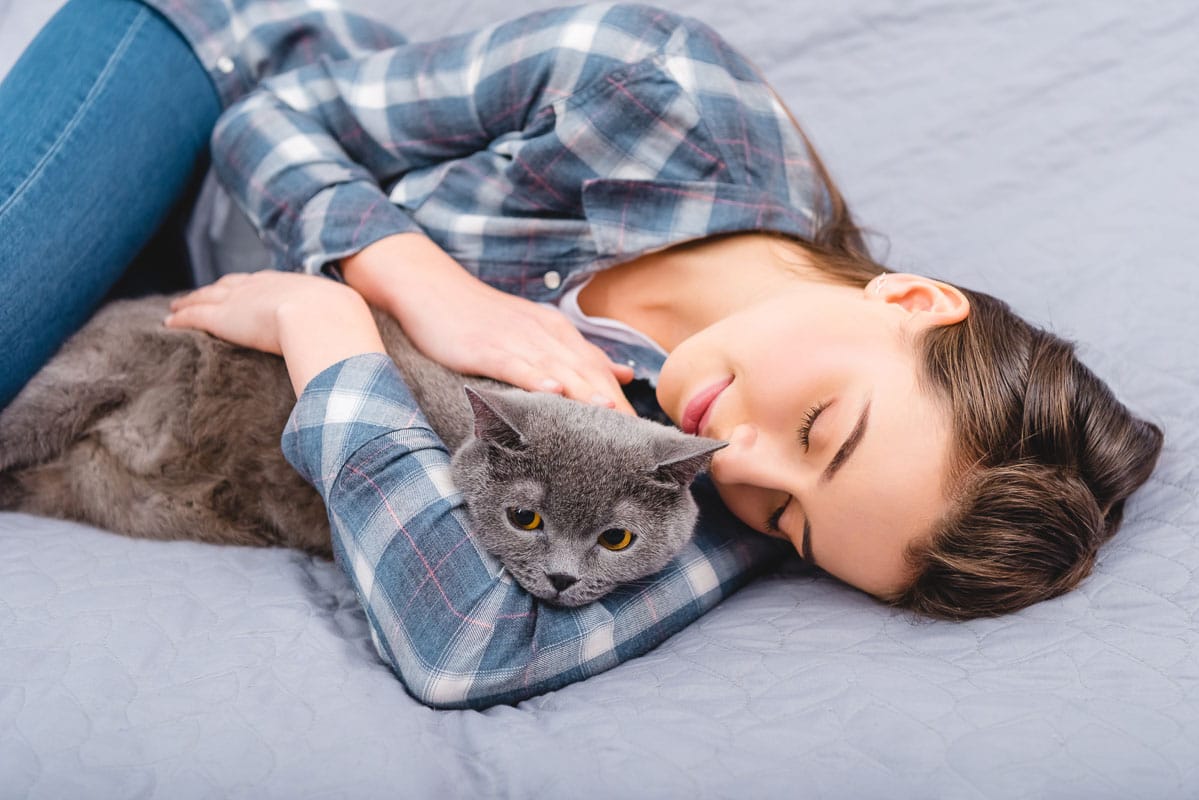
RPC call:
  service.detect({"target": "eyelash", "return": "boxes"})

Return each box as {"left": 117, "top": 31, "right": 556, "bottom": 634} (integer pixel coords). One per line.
{"left": 764, "top": 401, "right": 829, "bottom": 533}
{"left": 798, "top": 401, "right": 829, "bottom": 452}
{"left": 764, "top": 502, "right": 787, "bottom": 533}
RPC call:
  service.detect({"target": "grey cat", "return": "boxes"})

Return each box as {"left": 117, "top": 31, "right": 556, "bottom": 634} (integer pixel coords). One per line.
{"left": 0, "top": 294, "right": 724, "bottom": 606}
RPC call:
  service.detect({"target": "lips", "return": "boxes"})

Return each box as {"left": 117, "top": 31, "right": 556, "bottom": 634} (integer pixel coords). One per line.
{"left": 681, "top": 376, "right": 733, "bottom": 436}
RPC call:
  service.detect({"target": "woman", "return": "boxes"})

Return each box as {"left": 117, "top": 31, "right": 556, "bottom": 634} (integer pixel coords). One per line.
{"left": 0, "top": 0, "right": 1163, "bottom": 708}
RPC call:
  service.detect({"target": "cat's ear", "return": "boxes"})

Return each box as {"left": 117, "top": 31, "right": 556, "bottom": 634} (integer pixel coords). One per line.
{"left": 650, "top": 436, "right": 727, "bottom": 487}
{"left": 464, "top": 387, "right": 527, "bottom": 451}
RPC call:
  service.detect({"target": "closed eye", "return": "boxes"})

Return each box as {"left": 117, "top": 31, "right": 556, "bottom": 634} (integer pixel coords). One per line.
{"left": 763, "top": 500, "right": 813, "bottom": 565}
{"left": 798, "top": 401, "right": 829, "bottom": 451}
{"left": 764, "top": 498, "right": 788, "bottom": 533}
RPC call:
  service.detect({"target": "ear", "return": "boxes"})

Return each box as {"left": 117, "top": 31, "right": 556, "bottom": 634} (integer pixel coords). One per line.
{"left": 650, "top": 436, "right": 728, "bottom": 487}
{"left": 866, "top": 272, "right": 970, "bottom": 327}
{"left": 464, "top": 387, "right": 526, "bottom": 451}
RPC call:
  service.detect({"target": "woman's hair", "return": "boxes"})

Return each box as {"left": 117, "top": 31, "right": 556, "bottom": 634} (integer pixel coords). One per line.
{"left": 768, "top": 108, "right": 1165, "bottom": 620}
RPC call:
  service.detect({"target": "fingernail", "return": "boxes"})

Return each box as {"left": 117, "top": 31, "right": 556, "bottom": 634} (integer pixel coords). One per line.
{"left": 163, "top": 314, "right": 174, "bottom": 326}
{"left": 539, "top": 379, "right": 562, "bottom": 393}
{"left": 591, "top": 393, "right": 615, "bottom": 407}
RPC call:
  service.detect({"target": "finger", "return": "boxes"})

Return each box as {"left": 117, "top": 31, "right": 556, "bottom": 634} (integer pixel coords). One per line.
{"left": 556, "top": 349, "right": 632, "bottom": 406}
{"left": 581, "top": 369, "right": 637, "bottom": 415}
{"left": 493, "top": 346, "right": 619, "bottom": 411}
{"left": 169, "top": 272, "right": 258, "bottom": 310}
{"left": 530, "top": 339, "right": 638, "bottom": 414}
{"left": 543, "top": 360, "right": 636, "bottom": 415}
{"left": 491, "top": 355, "right": 566, "bottom": 396}
{"left": 216, "top": 272, "right": 252, "bottom": 284}
{"left": 542, "top": 326, "right": 637, "bottom": 393}
{"left": 163, "top": 303, "right": 217, "bottom": 333}
{"left": 610, "top": 362, "right": 636, "bottom": 384}
{"left": 169, "top": 284, "right": 228, "bottom": 311}
{"left": 572, "top": 345, "right": 638, "bottom": 411}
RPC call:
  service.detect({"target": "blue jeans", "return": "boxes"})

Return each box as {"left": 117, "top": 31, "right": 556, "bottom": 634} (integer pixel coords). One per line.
{"left": 0, "top": 0, "right": 221, "bottom": 408}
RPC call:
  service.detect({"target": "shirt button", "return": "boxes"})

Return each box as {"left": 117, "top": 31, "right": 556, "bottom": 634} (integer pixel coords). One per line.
{"left": 626, "top": 359, "right": 636, "bottom": 367}
{"left": 543, "top": 270, "right": 561, "bottom": 290}
{"left": 216, "top": 56, "right": 236, "bottom": 74}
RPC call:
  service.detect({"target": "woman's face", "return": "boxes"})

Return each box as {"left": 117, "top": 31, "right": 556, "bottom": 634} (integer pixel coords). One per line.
{"left": 655, "top": 273, "right": 969, "bottom": 598}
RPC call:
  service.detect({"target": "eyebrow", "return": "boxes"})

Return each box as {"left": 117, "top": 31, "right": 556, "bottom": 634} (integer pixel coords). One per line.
{"left": 820, "top": 399, "right": 871, "bottom": 485}
{"left": 804, "top": 398, "right": 872, "bottom": 568}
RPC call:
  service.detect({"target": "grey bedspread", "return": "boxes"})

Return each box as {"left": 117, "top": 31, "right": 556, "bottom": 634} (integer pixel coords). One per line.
{"left": 2, "top": 0, "right": 1197, "bottom": 797}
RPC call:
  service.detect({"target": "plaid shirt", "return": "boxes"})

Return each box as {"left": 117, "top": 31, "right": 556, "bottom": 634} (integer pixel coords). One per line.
{"left": 149, "top": 0, "right": 828, "bottom": 707}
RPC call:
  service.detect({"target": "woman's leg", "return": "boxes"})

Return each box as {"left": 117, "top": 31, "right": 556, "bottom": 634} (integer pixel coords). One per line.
{"left": 0, "top": 0, "right": 221, "bottom": 408}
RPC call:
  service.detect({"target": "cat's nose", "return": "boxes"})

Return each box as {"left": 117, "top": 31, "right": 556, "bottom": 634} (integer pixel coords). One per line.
{"left": 546, "top": 572, "right": 578, "bottom": 592}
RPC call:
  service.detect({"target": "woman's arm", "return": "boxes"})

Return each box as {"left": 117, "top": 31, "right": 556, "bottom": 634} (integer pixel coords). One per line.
{"left": 287, "top": 354, "right": 787, "bottom": 708}
{"left": 185, "top": 6, "right": 795, "bottom": 707}
{"left": 166, "top": 271, "right": 789, "bottom": 708}
{"left": 208, "top": 4, "right": 694, "bottom": 408}
{"left": 164, "top": 271, "right": 385, "bottom": 394}
{"left": 209, "top": 3, "right": 683, "bottom": 279}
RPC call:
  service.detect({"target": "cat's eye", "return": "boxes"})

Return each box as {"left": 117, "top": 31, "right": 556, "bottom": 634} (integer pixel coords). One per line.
{"left": 598, "top": 528, "right": 635, "bottom": 551}
{"left": 506, "top": 508, "right": 543, "bottom": 531}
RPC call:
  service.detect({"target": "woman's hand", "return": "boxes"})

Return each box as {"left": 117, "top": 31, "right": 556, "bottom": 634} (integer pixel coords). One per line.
{"left": 341, "top": 233, "right": 637, "bottom": 414}
{"left": 400, "top": 276, "right": 638, "bottom": 413}
{"left": 164, "top": 271, "right": 386, "bottom": 394}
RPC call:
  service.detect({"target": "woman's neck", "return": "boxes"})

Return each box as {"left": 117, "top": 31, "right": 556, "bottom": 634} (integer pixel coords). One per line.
{"left": 578, "top": 232, "right": 818, "bottom": 352}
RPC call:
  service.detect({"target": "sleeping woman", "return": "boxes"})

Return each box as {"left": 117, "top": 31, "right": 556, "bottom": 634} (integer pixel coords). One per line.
{"left": 0, "top": 0, "right": 1163, "bottom": 707}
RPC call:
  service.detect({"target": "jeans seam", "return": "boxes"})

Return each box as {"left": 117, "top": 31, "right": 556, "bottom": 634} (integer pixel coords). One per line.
{"left": 0, "top": 7, "right": 150, "bottom": 220}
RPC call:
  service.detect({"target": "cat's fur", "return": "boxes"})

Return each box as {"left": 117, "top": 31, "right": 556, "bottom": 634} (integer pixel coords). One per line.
{"left": 0, "top": 294, "right": 724, "bottom": 605}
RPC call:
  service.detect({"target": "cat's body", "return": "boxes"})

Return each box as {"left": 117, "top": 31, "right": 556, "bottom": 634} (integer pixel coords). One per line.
{"left": 0, "top": 295, "right": 723, "bottom": 605}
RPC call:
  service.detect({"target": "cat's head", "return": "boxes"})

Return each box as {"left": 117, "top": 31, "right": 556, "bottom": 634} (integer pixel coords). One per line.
{"left": 449, "top": 386, "right": 725, "bottom": 606}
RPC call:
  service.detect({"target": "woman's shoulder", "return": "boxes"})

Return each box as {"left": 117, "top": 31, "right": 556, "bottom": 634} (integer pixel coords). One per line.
{"left": 480, "top": 3, "right": 758, "bottom": 78}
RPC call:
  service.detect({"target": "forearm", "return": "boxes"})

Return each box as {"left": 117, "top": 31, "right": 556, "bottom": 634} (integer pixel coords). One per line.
{"left": 339, "top": 231, "right": 473, "bottom": 319}
{"left": 281, "top": 354, "right": 791, "bottom": 708}
{"left": 276, "top": 290, "right": 387, "bottom": 396}
{"left": 211, "top": 84, "right": 424, "bottom": 275}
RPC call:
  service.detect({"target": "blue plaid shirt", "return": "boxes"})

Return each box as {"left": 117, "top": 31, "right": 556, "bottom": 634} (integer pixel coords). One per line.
{"left": 149, "top": 0, "right": 828, "bottom": 707}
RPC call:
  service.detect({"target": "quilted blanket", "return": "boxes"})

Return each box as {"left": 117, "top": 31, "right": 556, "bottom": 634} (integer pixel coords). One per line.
{"left": 2, "top": 0, "right": 1197, "bottom": 797}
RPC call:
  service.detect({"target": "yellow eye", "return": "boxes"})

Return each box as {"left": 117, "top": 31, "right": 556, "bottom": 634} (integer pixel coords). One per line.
{"left": 506, "top": 508, "right": 542, "bottom": 531}
{"left": 598, "top": 528, "right": 634, "bottom": 551}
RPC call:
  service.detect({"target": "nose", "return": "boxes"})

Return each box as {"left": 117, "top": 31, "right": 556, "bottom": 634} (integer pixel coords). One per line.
{"left": 709, "top": 423, "right": 783, "bottom": 490}
{"left": 547, "top": 572, "right": 578, "bottom": 592}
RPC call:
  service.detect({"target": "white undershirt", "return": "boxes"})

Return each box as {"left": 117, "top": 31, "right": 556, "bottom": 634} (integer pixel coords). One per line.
{"left": 551, "top": 277, "right": 667, "bottom": 356}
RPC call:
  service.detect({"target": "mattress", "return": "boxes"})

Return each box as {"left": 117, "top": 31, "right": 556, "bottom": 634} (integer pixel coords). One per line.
{"left": 2, "top": 0, "right": 1197, "bottom": 797}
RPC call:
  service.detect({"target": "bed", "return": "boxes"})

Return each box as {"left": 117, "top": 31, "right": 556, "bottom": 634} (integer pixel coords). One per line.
{"left": 3, "top": 0, "right": 1197, "bottom": 796}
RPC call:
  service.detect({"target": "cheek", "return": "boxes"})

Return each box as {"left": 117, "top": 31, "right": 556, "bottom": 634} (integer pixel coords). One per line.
{"left": 747, "top": 332, "right": 892, "bottom": 415}
{"left": 709, "top": 479, "right": 770, "bottom": 535}
{"left": 658, "top": 327, "right": 720, "bottom": 401}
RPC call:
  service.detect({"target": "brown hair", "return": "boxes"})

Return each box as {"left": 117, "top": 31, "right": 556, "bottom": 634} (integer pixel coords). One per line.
{"left": 890, "top": 294, "right": 1164, "bottom": 618}
{"left": 767, "top": 101, "right": 1165, "bottom": 620}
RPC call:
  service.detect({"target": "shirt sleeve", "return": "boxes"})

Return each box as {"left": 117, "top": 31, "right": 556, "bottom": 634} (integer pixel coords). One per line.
{"left": 281, "top": 353, "right": 790, "bottom": 709}
{"left": 209, "top": 3, "right": 691, "bottom": 275}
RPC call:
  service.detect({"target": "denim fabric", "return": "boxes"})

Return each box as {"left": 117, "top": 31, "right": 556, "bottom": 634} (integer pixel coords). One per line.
{"left": 0, "top": 0, "right": 220, "bottom": 408}
{"left": 0, "top": 0, "right": 802, "bottom": 707}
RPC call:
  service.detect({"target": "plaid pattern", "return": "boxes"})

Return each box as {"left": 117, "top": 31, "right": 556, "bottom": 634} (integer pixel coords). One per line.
{"left": 204, "top": 2, "right": 828, "bottom": 290}
{"left": 283, "top": 354, "right": 790, "bottom": 709}
{"left": 151, "top": 0, "right": 827, "bottom": 707}
{"left": 144, "top": 0, "right": 410, "bottom": 107}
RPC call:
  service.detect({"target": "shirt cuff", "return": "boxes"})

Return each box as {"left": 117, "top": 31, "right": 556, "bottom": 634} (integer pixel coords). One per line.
{"left": 281, "top": 352, "right": 442, "bottom": 497}
{"left": 279, "top": 181, "right": 427, "bottom": 277}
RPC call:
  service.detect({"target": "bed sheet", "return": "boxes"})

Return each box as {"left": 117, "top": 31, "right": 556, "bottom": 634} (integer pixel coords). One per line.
{"left": 2, "top": 0, "right": 1197, "bottom": 797}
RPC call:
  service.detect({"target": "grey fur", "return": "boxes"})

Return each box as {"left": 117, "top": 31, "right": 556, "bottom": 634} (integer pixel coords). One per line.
{"left": 0, "top": 294, "right": 724, "bottom": 605}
